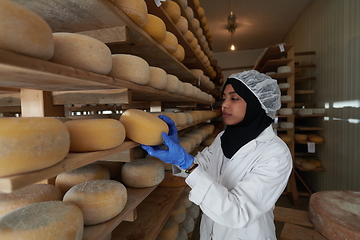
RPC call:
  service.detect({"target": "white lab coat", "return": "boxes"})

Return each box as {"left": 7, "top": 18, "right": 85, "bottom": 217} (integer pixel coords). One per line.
{"left": 186, "top": 126, "right": 292, "bottom": 240}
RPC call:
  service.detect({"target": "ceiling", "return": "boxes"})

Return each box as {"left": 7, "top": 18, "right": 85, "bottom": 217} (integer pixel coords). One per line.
{"left": 199, "top": 0, "right": 313, "bottom": 53}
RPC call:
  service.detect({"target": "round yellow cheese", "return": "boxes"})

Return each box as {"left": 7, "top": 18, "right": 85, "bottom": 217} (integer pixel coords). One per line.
{"left": 63, "top": 179, "right": 127, "bottom": 225}
{"left": 165, "top": 1, "right": 181, "bottom": 23}
{"left": 0, "top": 0, "right": 54, "bottom": 60}
{"left": 0, "top": 184, "right": 62, "bottom": 218}
{"left": 189, "top": 37, "right": 198, "bottom": 49}
{"left": 178, "top": 191, "right": 192, "bottom": 209}
{"left": 179, "top": 136, "right": 196, "bottom": 150}
{"left": 295, "top": 134, "right": 308, "bottom": 141}
{"left": 146, "top": 66, "right": 168, "bottom": 89}
{"left": 169, "top": 202, "right": 186, "bottom": 224}
{"left": 160, "top": 31, "right": 178, "bottom": 54}
{"left": 164, "top": 74, "right": 180, "bottom": 93}
{"left": 193, "top": 0, "right": 200, "bottom": 8}
{"left": 121, "top": 158, "right": 165, "bottom": 188}
{"left": 175, "top": 113, "right": 188, "bottom": 126}
{"left": 184, "top": 6, "right": 194, "bottom": 20}
{"left": 197, "top": 7, "right": 205, "bottom": 18}
{"left": 160, "top": 112, "right": 179, "bottom": 126}
{"left": 0, "top": 201, "right": 84, "bottom": 240}
{"left": 176, "top": 228, "right": 188, "bottom": 240}
{"left": 0, "top": 117, "right": 70, "bottom": 177}
{"left": 50, "top": 33, "right": 112, "bottom": 75}
{"left": 183, "top": 83, "right": 194, "bottom": 97}
{"left": 160, "top": 0, "right": 171, "bottom": 9}
{"left": 278, "top": 134, "right": 292, "bottom": 143}
{"left": 179, "top": 139, "right": 192, "bottom": 153}
{"left": 178, "top": 0, "right": 188, "bottom": 9}
{"left": 108, "top": 54, "right": 150, "bottom": 85}
{"left": 142, "top": 14, "right": 167, "bottom": 43}
{"left": 65, "top": 119, "right": 126, "bottom": 152}
{"left": 309, "top": 159, "right": 322, "bottom": 167}
{"left": 158, "top": 217, "right": 179, "bottom": 240}
{"left": 309, "top": 135, "right": 324, "bottom": 143}
{"left": 55, "top": 164, "right": 110, "bottom": 195}
{"left": 110, "top": 0, "right": 148, "bottom": 27}
{"left": 191, "top": 18, "right": 200, "bottom": 30}
{"left": 301, "top": 161, "right": 317, "bottom": 170}
{"left": 176, "top": 16, "right": 188, "bottom": 34}
{"left": 172, "top": 44, "right": 185, "bottom": 62}
{"left": 120, "top": 109, "right": 169, "bottom": 145}
{"left": 183, "top": 30, "right": 194, "bottom": 43}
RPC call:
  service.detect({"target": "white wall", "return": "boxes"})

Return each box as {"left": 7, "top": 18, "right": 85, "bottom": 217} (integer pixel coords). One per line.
{"left": 285, "top": 0, "right": 360, "bottom": 191}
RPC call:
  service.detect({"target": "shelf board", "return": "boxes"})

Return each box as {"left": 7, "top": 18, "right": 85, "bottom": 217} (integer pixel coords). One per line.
{"left": 295, "top": 140, "right": 324, "bottom": 145}
{"left": 259, "top": 58, "right": 293, "bottom": 73}
{"left": 253, "top": 44, "right": 294, "bottom": 70}
{"left": 267, "top": 72, "right": 294, "bottom": 79}
{"left": 295, "top": 64, "right": 316, "bottom": 69}
{"left": 0, "top": 141, "right": 139, "bottom": 193}
{"left": 82, "top": 186, "right": 157, "bottom": 240}
{"left": 295, "top": 90, "right": 316, "bottom": 94}
{"left": 277, "top": 114, "right": 295, "bottom": 118}
{"left": 295, "top": 51, "right": 316, "bottom": 56}
{"left": 112, "top": 186, "right": 186, "bottom": 240}
{"left": 295, "top": 165, "right": 326, "bottom": 172}
{"left": 295, "top": 126, "right": 325, "bottom": 131}
{"left": 295, "top": 114, "right": 326, "bottom": 118}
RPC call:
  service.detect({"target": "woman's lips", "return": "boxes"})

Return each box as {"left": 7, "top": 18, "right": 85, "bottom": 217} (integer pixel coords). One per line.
{"left": 222, "top": 112, "right": 231, "bottom": 117}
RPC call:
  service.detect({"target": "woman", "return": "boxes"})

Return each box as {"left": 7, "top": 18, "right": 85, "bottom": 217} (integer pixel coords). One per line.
{"left": 142, "top": 70, "right": 292, "bottom": 239}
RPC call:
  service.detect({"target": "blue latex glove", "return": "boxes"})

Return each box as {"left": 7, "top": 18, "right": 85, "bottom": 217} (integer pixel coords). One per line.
{"left": 158, "top": 115, "right": 179, "bottom": 144}
{"left": 142, "top": 132, "right": 194, "bottom": 169}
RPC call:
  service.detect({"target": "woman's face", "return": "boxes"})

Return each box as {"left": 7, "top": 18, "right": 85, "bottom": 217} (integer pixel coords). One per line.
{"left": 221, "top": 84, "right": 247, "bottom": 125}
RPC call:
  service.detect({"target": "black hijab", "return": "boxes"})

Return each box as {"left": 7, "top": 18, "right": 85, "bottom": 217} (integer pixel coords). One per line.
{"left": 221, "top": 78, "right": 273, "bottom": 158}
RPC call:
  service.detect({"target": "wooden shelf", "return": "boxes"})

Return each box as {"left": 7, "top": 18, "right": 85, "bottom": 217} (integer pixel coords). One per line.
{"left": 295, "top": 64, "right": 316, "bottom": 69}
{"left": 112, "top": 186, "right": 186, "bottom": 240}
{"left": 0, "top": 141, "right": 138, "bottom": 193}
{"left": 295, "top": 140, "right": 324, "bottom": 145}
{"left": 253, "top": 44, "right": 294, "bottom": 70}
{"left": 295, "top": 114, "right": 326, "bottom": 118}
{"left": 295, "top": 90, "right": 316, "bottom": 94}
{"left": 267, "top": 72, "right": 294, "bottom": 79}
{"left": 295, "top": 126, "right": 325, "bottom": 131}
{"left": 82, "top": 186, "right": 157, "bottom": 240}
{"left": 295, "top": 165, "right": 326, "bottom": 172}
{"left": 260, "top": 58, "right": 293, "bottom": 73}
{"left": 295, "top": 77, "right": 316, "bottom": 82}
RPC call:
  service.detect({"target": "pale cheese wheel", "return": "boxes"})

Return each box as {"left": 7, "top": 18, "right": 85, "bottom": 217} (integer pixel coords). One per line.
{"left": 188, "top": 204, "right": 200, "bottom": 219}
{"left": 301, "top": 161, "right": 317, "bottom": 170}
{"left": 279, "top": 122, "right": 294, "bottom": 129}
{"left": 0, "top": 184, "right": 62, "bottom": 218}
{"left": 0, "top": 117, "right": 70, "bottom": 177}
{"left": 0, "top": 0, "right": 54, "bottom": 60}
{"left": 164, "top": 74, "right": 180, "bottom": 93}
{"left": 161, "top": 112, "right": 179, "bottom": 126}
{"left": 108, "top": 54, "right": 150, "bottom": 85}
{"left": 172, "top": 44, "right": 185, "bottom": 62}
{"left": 182, "top": 215, "right": 195, "bottom": 233}
{"left": 178, "top": 192, "right": 192, "bottom": 209}
{"left": 179, "top": 139, "right": 192, "bottom": 153}
{"left": 191, "top": 18, "right": 200, "bottom": 30}
{"left": 176, "top": 228, "right": 188, "bottom": 240}
{"left": 120, "top": 109, "right": 169, "bottom": 145}
{"left": 183, "top": 132, "right": 202, "bottom": 145}
{"left": 179, "top": 136, "right": 196, "bottom": 149}
{"left": 50, "top": 33, "right": 112, "bottom": 75}
{"left": 158, "top": 217, "right": 179, "bottom": 240}
{"left": 146, "top": 66, "right": 168, "bottom": 89}
{"left": 176, "top": 81, "right": 185, "bottom": 95}
{"left": 189, "top": 37, "right": 198, "bottom": 49}
{"left": 193, "top": 0, "right": 200, "bottom": 8}
{"left": 110, "top": 0, "right": 148, "bottom": 27}
{"left": 184, "top": 113, "right": 193, "bottom": 124}
{"left": 178, "top": 0, "right": 188, "bottom": 9}
{"left": 202, "top": 137, "right": 215, "bottom": 146}
{"left": 170, "top": 202, "right": 186, "bottom": 224}
{"left": 183, "top": 83, "right": 194, "bottom": 97}
{"left": 0, "top": 201, "right": 83, "bottom": 240}
{"left": 161, "top": 31, "right": 179, "bottom": 54}
{"left": 121, "top": 158, "right": 165, "bottom": 188}
{"left": 150, "top": 156, "right": 172, "bottom": 170}
{"left": 55, "top": 164, "right": 110, "bottom": 195}
{"left": 165, "top": 1, "right": 181, "bottom": 23}
{"left": 279, "top": 108, "right": 293, "bottom": 115}
{"left": 142, "top": 14, "right": 167, "bottom": 43}
{"left": 184, "top": 7, "right": 194, "bottom": 20}
{"left": 175, "top": 113, "right": 188, "bottom": 126}
{"left": 65, "top": 119, "right": 126, "bottom": 152}
{"left": 176, "top": 16, "right": 188, "bottom": 34}
{"left": 63, "top": 179, "right": 127, "bottom": 225}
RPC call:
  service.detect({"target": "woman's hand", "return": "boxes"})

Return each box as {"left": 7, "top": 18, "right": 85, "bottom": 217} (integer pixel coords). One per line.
{"left": 158, "top": 115, "right": 179, "bottom": 144}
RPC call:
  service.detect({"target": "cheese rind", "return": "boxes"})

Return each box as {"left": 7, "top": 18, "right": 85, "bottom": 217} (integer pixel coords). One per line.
{"left": 172, "top": 44, "right": 185, "bottom": 62}
{"left": 65, "top": 119, "right": 126, "bottom": 152}
{"left": 120, "top": 109, "right": 169, "bottom": 145}
{"left": 146, "top": 67, "right": 168, "bottom": 89}
{"left": 121, "top": 158, "right": 165, "bottom": 188}
{"left": 0, "top": 117, "right": 70, "bottom": 177}
{"left": 142, "top": 14, "right": 167, "bottom": 43}
{"left": 63, "top": 179, "right": 127, "bottom": 225}
{"left": 0, "top": 201, "right": 84, "bottom": 240}
{"left": 164, "top": 74, "right": 180, "bottom": 93}
{"left": 0, "top": 0, "right": 54, "bottom": 60}
{"left": 165, "top": 1, "right": 181, "bottom": 23}
{"left": 160, "top": 31, "right": 179, "bottom": 54}
{"left": 110, "top": 0, "right": 148, "bottom": 27}
{"left": 50, "top": 33, "right": 112, "bottom": 75}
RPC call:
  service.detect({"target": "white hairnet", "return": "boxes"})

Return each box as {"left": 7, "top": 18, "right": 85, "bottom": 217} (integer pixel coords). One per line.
{"left": 228, "top": 70, "right": 281, "bottom": 119}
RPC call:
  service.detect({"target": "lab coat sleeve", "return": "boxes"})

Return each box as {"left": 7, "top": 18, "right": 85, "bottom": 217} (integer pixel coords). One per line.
{"left": 188, "top": 141, "right": 292, "bottom": 228}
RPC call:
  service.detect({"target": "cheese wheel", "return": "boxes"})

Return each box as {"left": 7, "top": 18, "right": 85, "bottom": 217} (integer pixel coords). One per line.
{"left": 108, "top": 54, "right": 150, "bottom": 85}
{"left": 164, "top": 74, "right": 180, "bottom": 93}
{"left": 197, "top": 7, "right": 205, "bottom": 18}
{"left": 294, "top": 157, "right": 306, "bottom": 165}
{"left": 178, "top": 192, "right": 192, "bottom": 209}
{"left": 183, "top": 83, "right": 194, "bottom": 97}
{"left": 120, "top": 109, "right": 169, "bottom": 145}
{"left": 182, "top": 215, "right": 195, "bottom": 233}
{"left": 175, "top": 113, "right": 188, "bottom": 126}
{"left": 176, "top": 228, "right": 188, "bottom": 240}
{"left": 172, "top": 44, "right": 185, "bottom": 62}
{"left": 50, "top": 33, "right": 112, "bottom": 75}
{"left": 158, "top": 217, "right": 179, "bottom": 240}
{"left": 176, "top": 81, "right": 185, "bottom": 95}
{"left": 301, "top": 161, "right": 317, "bottom": 170}
{"left": 279, "top": 108, "right": 293, "bottom": 115}
{"left": 0, "top": 0, "right": 54, "bottom": 60}
{"left": 142, "top": 14, "right": 167, "bottom": 43}
{"left": 159, "top": 170, "right": 187, "bottom": 187}
{"left": 0, "top": 201, "right": 83, "bottom": 240}
{"left": 121, "top": 158, "right": 165, "bottom": 188}
{"left": 179, "top": 136, "right": 196, "bottom": 149}
{"left": 64, "top": 119, "right": 126, "bottom": 152}
{"left": 0, "top": 184, "right": 62, "bottom": 218}
{"left": 309, "top": 135, "right": 324, "bottom": 143}
{"left": 295, "top": 134, "right": 308, "bottom": 141}
{"left": 176, "top": 16, "right": 188, "bottom": 34}
{"left": 191, "top": 18, "right": 200, "bottom": 30}
{"left": 193, "top": 0, "right": 200, "bottom": 8}
{"left": 309, "top": 159, "right": 322, "bottom": 167}
{"left": 178, "top": 0, "right": 188, "bottom": 9}
{"left": 189, "top": 37, "right": 199, "bottom": 49}
{"left": 110, "top": 0, "right": 148, "bottom": 27}
{"left": 278, "top": 134, "right": 292, "bottom": 143}
{"left": 63, "top": 179, "right": 127, "bottom": 225}
{"left": 165, "top": 1, "right": 181, "bottom": 23}
{"left": 188, "top": 204, "right": 200, "bottom": 219}
{"left": 150, "top": 156, "right": 172, "bottom": 170}
{"left": 179, "top": 139, "right": 192, "bottom": 153}
{"left": 0, "top": 117, "right": 70, "bottom": 177}
{"left": 184, "top": 30, "right": 195, "bottom": 43}
{"left": 184, "top": 7, "right": 194, "bottom": 20}
{"left": 55, "top": 164, "right": 110, "bottom": 195}
{"left": 202, "top": 137, "right": 215, "bottom": 146}
{"left": 170, "top": 202, "right": 186, "bottom": 224}
{"left": 184, "top": 113, "right": 193, "bottom": 124}
{"left": 146, "top": 66, "right": 168, "bottom": 89}
{"left": 161, "top": 31, "right": 179, "bottom": 54}
{"left": 161, "top": 112, "right": 179, "bottom": 126}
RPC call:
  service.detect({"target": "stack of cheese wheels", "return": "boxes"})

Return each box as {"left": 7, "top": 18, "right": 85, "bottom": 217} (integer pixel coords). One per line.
{"left": 122, "top": 158, "right": 165, "bottom": 188}
{"left": 120, "top": 109, "right": 169, "bottom": 145}
{"left": 175, "top": 112, "right": 188, "bottom": 126}
{"left": 146, "top": 66, "right": 168, "bottom": 89}
{"left": 161, "top": 31, "right": 178, "bottom": 54}
{"left": 164, "top": 74, "right": 180, "bottom": 93}
{"left": 108, "top": 54, "right": 150, "bottom": 85}
{"left": 188, "top": 204, "right": 200, "bottom": 220}
{"left": 142, "top": 14, "right": 166, "bottom": 43}
{"left": 63, "top": 179, "right": 127, "bottom": 225}
{"left": 161, "top": 111, "right": 178, "bottom": 126}
{"left": 49, "top": 33, "right": 112, "bottom": 75}
{"left": 0, "top": 0, "right": 54, "bottom": 60}
{"left": 158, "top": 217, "right": 179, "bottom": 240}
{"left": 110, "top": 0, "right": 148, "bottom": 27}
{"left": 64, "top": 119, "right": 126, "bottom": 152}
{"left": 0, "top": 184, "right": 62, "bottom": 218}
{"left": 0, "top": 117, "right": 70, "bottom": 177}
{"left": 169, "top": 202, "right": 186, "bottom": 224}
{"left": 55, "top": 164, "right": 110, "bottom": 195}
{"left": 181, "top": 215, "right": 195, "bottom": 234}
{"left": 0, "top": 201, "right": 84, "bottom": 240}
{"left": 164, "top": 1, "right": 181, "bottom": 23}
{"left": 176, "top": 228, "right": 188, "bottom": 240}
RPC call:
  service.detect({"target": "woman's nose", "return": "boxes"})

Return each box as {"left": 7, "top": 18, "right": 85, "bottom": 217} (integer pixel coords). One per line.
{"left": 222, "top": 99, "right": 228, "bottom": 109}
